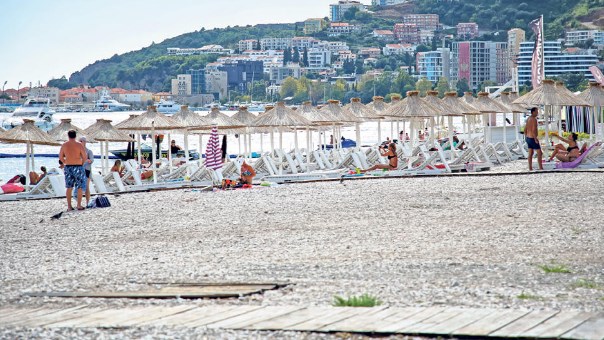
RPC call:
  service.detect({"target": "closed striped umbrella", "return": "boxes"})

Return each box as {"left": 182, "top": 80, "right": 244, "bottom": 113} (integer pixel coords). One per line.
{"left": 205, "top": 125, "right": 222, "bottom": 170}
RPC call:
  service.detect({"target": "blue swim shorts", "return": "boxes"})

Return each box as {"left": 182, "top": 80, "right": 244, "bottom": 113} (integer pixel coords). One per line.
{"left": 525, "top": 137, "right": 541, "bottom": 150}
{"left": 64, "top": 165, "right": 87, "bottom": 190}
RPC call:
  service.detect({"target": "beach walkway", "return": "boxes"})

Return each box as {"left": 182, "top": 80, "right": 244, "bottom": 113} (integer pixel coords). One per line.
{"left": 0, "top": 305, "right": 602, "bottom": 339}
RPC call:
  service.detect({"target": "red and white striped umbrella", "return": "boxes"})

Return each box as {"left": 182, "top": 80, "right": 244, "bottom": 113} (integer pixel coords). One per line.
{"left": 205, "top": 125, "right": 222, "bottom": 170}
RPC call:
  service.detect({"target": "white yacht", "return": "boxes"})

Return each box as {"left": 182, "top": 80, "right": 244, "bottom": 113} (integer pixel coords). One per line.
{"left": 2, "top": 98, "right": 58, "bottom": 131}
{"left": 94, "top": 89, "right": 130, "bottom": 111}
{"left": 155, "top": 99, "right": 180, "bottom": 114}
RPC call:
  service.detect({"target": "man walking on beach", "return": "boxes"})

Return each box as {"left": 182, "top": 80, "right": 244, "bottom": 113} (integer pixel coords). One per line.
{"left": 79, "top": 136, "right": 94, "bottom": 206}
{"left": 59, "top": 130, "right": 88, "bottom": 211}
{"left": 525, "top": 107, "right": 543, "bottom": 171}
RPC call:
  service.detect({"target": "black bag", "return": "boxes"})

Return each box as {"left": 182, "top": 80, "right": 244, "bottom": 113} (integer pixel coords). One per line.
{"left": 88, "top": 195, "right": 111, "bottom": 208}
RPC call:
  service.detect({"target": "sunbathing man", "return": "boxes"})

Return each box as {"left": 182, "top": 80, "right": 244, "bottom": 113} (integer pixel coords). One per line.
{"left": 361, "top": 143, "right": 398, "bottom": 173}
{"left": 59, "top": 130, "right": 88, "bottom": 211}
{"left": 548, "top": 132, "right": 580, "bottom": 162}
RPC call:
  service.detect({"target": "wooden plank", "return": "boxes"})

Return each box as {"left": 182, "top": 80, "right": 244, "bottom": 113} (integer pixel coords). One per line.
{"left": 0, "top": 308, "right": 21, "bottom": 319}
{"left": 522, "top": 311, "right": 598, "bottom": 338}
{"left": 454, "top": 309, "right": 530, "bottom": 336}
{"left": 318, "top": 307, "right": 397, "bottom": 332}
{"left": 351, "top": 307, "right": 426, "bottom": 333}
{"left": 45, "top": 308, "right": 137, "bottom": 328}
{"left": 139, "top": 306, "right": 234, "bottom": 327}
{"left": 207, "top": 306, "right": 304, "bottom": 329}
{"left": 184, "top": 305, "right": 265, "bottom": 327}
{"left": 245, "top": 307, "right": 346, "bottom": 330}
{"left": 287, "top": 307, "right": 370, "bottom": 331}
{"left": 318, "top": 307, "right": 388, "bottom": 331}
{"left": 490, "top": 310, "right": 559, "bottom": 337}
{"left": 399, "top": 307, "right": 464, "bottom": 333}
{"left": 373, "top": 307, "right": 447, "bottom": 333}
{"left": 25, "top": 284, "right": 276, "bottom": 299}
{"left": 111, "top": 306, "right": 197, "bottom": 327}
{"left": 7, "top": 306, "right": 87, "bottom": 327}
{"left": 21, "top": 306, "right": 96, "bottom": 328}
{"left": 420, "top": 308, "right": 495, "bottom": 335}
{"left": 0, "top": 307, "right": 54, "bottom": 325}
{"left": 561, "top": 312, "right": 604, "bottom": 340}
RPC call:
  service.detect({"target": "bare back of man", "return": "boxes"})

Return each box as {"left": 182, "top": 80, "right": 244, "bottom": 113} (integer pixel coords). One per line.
{"left": 59, "top": 136, "right": 88, "bottom": 210}
{"left": 60, "top": 140, "right": 87, "bottom": 166}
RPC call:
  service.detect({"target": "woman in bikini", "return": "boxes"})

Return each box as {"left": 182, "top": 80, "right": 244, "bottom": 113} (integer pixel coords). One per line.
{"left": 361, "top": 143, "right": 398, "bottom": 173}
{"left": 548, "top": 132, "right": 580, "bottom": 162}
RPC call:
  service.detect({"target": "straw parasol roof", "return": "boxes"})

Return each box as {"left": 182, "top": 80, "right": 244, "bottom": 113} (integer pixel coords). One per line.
{"left": 114, "top": 114, "right": 140, "bottom": 129}
{"left": 577, "top": 82, "right": 604, "bottom": 107}
{"left": 367, "top": 96, "right": 389, "bottom": 113}
{"left": 441, "top": 92, "right": 479, "bottom": 115}
{"left": 171, "top": 105, "right": 212, "bottom": 130}
{"left": 496, "top": 92, "right": 526, "bottom": 113}
{"left": 298, "top": 101, "right": 335, "bottom": 125}
{"left": 319, "top": 100, "right": 362, "bottom": 123}
{"left": 116, "top": 105, "right": 184, "bottom": 132}
{"left": 473, "top": 92, "right": 510, "bottom": 113}
{"left": 383, "top": 91, "right": 441, "bottom": 118}
{"left": 0, "top": 119, "right": 61, "bottom": 146}
{"left": 48, "top": 118, "right": 95, "bottom": 142}
{"left": 231, "top": 106, "right": 258, "bottom": 126}
{"left": 201, "top": 107, "right": 246, "bottom": 130}
{"left": 513, "top": 79, "right": 589, "bottom": 107}
{"left": 84, "top": 119, "right": 135, "bottom": 142}
{"left": 344, "top": 98, "right": 383, "bottom": 120}
{"left": 424, "top": 91, "right": 455, "bottom": 115}
{"left": 252, "top": 102, "right": 312, "bottom": 128}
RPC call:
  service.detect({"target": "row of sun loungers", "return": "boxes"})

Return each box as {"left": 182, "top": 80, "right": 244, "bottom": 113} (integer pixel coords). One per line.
{"left": 3, "top": 138, "right": 603, "bottom": 200}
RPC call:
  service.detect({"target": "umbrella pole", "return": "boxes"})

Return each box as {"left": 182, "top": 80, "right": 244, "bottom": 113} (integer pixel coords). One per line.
{"left": 430, "top": 117, "right": 435, "bottom": 148}
{"left": 105, "top": 141, "right": 110, "bottom": 176}
{"left": 294, "top": 128, "right": 298, "bottom": 151}
{"left": 279, "top": 126, "right": 284, "bottom": 152}
{"left": 396, "top": 121, "right": 400, "bottom": 140}
{"left": 306, "top": 126, "right": 311, "bottom": 168}
{"left": 544, "top": 106, "right": 550, "bottom": 147}
{"left": 184, "top": 130, "right": 190, "bottom": 171}
{"left": 355, "top": 123, "right": 361, "bottom": 149}
{"left": 25, "top": 143, "right": 31, "bottom": 186}
{"left": 238, "top": 133, "right": 242, "bottom": 156}
{"left": 137, "top": 134, "right": 142, "bottom": 164}
{"left": 448, "top": 116, "right": 455, "bottom": 161}
{"left": 168, "top": 133, "right": 173, "bottom": 174}
{"left": 30, "top": 143, "right": 35, "bottom": 173}
{"left": 390, "top": 121, "right": 394, "bottom": 142}
{"left": 152, "top": 125, "right": 157, "bottom": 184}
{"left": 377, "top": 120, "right": 382, "bottom": 145}
{"left": 270, "top": 130, "right": 275, "bottom": 154}
{"left": 260, "top": 133, "right": 264, "bottom": 154}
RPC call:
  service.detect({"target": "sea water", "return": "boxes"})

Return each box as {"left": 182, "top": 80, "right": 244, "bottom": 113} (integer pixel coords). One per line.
{"left": 0, "top": 110, "right": 475, "bottom": 184}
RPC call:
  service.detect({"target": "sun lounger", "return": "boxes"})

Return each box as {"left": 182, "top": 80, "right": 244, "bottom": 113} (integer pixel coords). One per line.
{"left": 554, "top": 142, "right": 603, "bottom": 169}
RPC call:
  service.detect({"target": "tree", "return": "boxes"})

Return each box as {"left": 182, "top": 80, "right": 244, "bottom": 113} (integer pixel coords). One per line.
{"left": 551, "top": 73, "right": 588, "bottom": 92}
{"left": 283, "top": 48, "right": 292, "bottom": 66}
{"left": 415, "top": 78, "right": 433, "bottom": 96}
{"left": 343, "top": 7, "right": 359, "bottom": 21}
{"left": 280, "top": 77, "right": 298, "bottom": 98}
{"left": 435, "top": 77, "right": 450, "bottom": 98}
{"left": 342, "top": 59, "right": 355, "bottom": 74}
{"left": 456, "top": 78, "right": 470, "bottom": 96}
{"left": 47, "top": 76, "right": 76, "bottom": 90}
{"left": 478, "top": 80, "right": 497, "bottom": 92}
{"left": 302, "top": 48, "right": 309, "bottom": 67}
{"left": 292, "top": 47, "right": 300, "bottom": 63}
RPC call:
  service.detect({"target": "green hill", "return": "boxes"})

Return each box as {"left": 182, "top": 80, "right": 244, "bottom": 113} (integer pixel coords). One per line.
{"left": 65, "top": 0, "right": 602, "bottom": 91}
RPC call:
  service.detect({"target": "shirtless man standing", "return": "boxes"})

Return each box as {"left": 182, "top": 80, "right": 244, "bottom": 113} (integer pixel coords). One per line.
{"left": 59, "top": 130, "right": 88, "bottom": 210}
{"left": 525, "top": 107, "right": 543, "bottom": 171}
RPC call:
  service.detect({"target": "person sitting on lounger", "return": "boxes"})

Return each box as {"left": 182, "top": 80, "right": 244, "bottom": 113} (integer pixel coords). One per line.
{"left": 361, "top": 143, "right": 398, "bottom": 173}
{"left": 548, "top": 132, "right": 580, "bottom": 162}
{"left": 111, "top": 160, "right": 124, "bottom": 176}
{"left": 29, "top": 166, "right": 47, "bottom": 185}
{"left": 240, "top": 160, "right": 256, "bottom": 185}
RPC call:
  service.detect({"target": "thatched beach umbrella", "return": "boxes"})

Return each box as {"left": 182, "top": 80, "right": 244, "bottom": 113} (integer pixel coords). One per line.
{"left": 496, "top": 92, "right": 526, "bottom": 144}
{"left": 474, "top": 92, "right": 510, "bottom": 143}
{"left": 232, "top": 106, "right": 258, "bottom": 158}
{"left": 0, "top": 119, "right": 61, "bottom": 185}
{"left": 114, "top": 114, "right": 141, "bottom": 160}
{"left": 577, "top": 82, "right": 604, "bottom": 141}
{"left": 424, "top": 91, "right": 455, "bottom": 142}
{"left": 298, "top": 101, "right": 336, "bottom": 154}
{"left": 115, "top": 106, "right": 183, "bottom": 183}
{"left": 252, "top": 101, "right": 311, "bottom": 152}
{"left": 319, "top": 100, "right": 361, "bottom": 150}
{"left": 441, "top": 92, "right": 477, "bottom": 156}
{"left": 344, "top": 97, "right": 383, "bottom": 146}
{"left": 384, "top": 91, "right": 441, "bottom": 145}
{"left": 367, "top": 96, "right": 389, "bottom": 143}
{"left": 514, "top": 79, "right": 589, "bottom": 145}
{"left": 85, "top": 119, "right": 135, "bottom": 176}
{"left": 171, "top": 105, "right": 212, "bottom": 162}
{"left": 48, "top": 118, "right": 95, "bottom": 143}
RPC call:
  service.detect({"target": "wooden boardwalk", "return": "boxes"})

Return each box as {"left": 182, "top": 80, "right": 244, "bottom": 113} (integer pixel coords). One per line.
{"left": 0, "top": 305, "right": 602, "bottom": 339}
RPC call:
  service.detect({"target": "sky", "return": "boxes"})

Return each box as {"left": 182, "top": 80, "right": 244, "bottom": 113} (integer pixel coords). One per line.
{"left": 0, "top": 0, "right": 359, "bottom": 90}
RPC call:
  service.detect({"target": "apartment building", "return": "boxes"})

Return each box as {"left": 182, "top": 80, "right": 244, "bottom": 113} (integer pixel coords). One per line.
{"left": 372, "top": 0, "right": 407, "bottom": 6}
{"left": 451, "top": 41, "right": 508, "bottom": 89}
{"left": 507, "top": 28, "right": 526, "bottom": 79}
{"left": 27, "top": 86, "right": 60, "bottom": 104}
{"left": 402, "top": 14, "right": 439, "bottom": 31}
{"left": 307, "top": 48, "right": 332, "bottom": 70}
{"left": 457, "top": 23, "right": 479, "bottom": 40}
{"left": 238, "top": 39, "right": 259, "bottom": 52}
{"left": 269, "top": 63, "right": 302, "bottom": 84}
{"left": 565, "top": 30, "right": 604, "bottom": 46}
{"left": 372, "top": 29, "right": 395, "bottom": 40}
{"left": 329, "top": 0, "right": 365, "bottom": 22}
{"left": 327, "top": 22, "right": 359, "bottom": 36}
{"left": 416, "top": 48, "right": 451, "bottom": 83}
{"left": 260, "top": 37, "right": 293, "bottom": 50}
{"left": 517, "top": 41, "right": 599, "bottom": 84}
{"left": 304, "top": 18, "right": 326, "bottom": 34}
{"left": 394, "top": 23, "right": 420, "bottom": 44}
{"left": 383, "top": 43, "right": 415, "bottom": 56}
{"left": 166, "top": 45, "right": 233, "bottom": 55}
{"left": 171, "top": 74, "right": 192, "bottom": 97}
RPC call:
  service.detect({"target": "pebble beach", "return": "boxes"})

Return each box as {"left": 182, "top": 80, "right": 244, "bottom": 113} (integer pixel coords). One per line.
{"left": 1, "top": 161, "right": 603, "bottom": 338}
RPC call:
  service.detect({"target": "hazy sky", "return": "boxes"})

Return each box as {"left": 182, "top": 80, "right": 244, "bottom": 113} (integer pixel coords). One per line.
{"left": 0, "top": 0, "right": 358, "bottom": 89}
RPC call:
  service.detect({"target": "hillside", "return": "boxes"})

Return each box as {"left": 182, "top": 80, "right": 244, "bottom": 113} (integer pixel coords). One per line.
{"left": 66, "top": 0, "right": 602, "bottom": 91}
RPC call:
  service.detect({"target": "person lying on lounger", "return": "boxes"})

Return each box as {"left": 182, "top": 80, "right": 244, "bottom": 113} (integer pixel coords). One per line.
{"left": 360, "top": 143, "right": 398, "bottom": 173}
{"left": 548, "top": 133, "right": 580, "bottom": 162}
{"left": 29, "top": 166, "right": 47, "bottom": 185}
